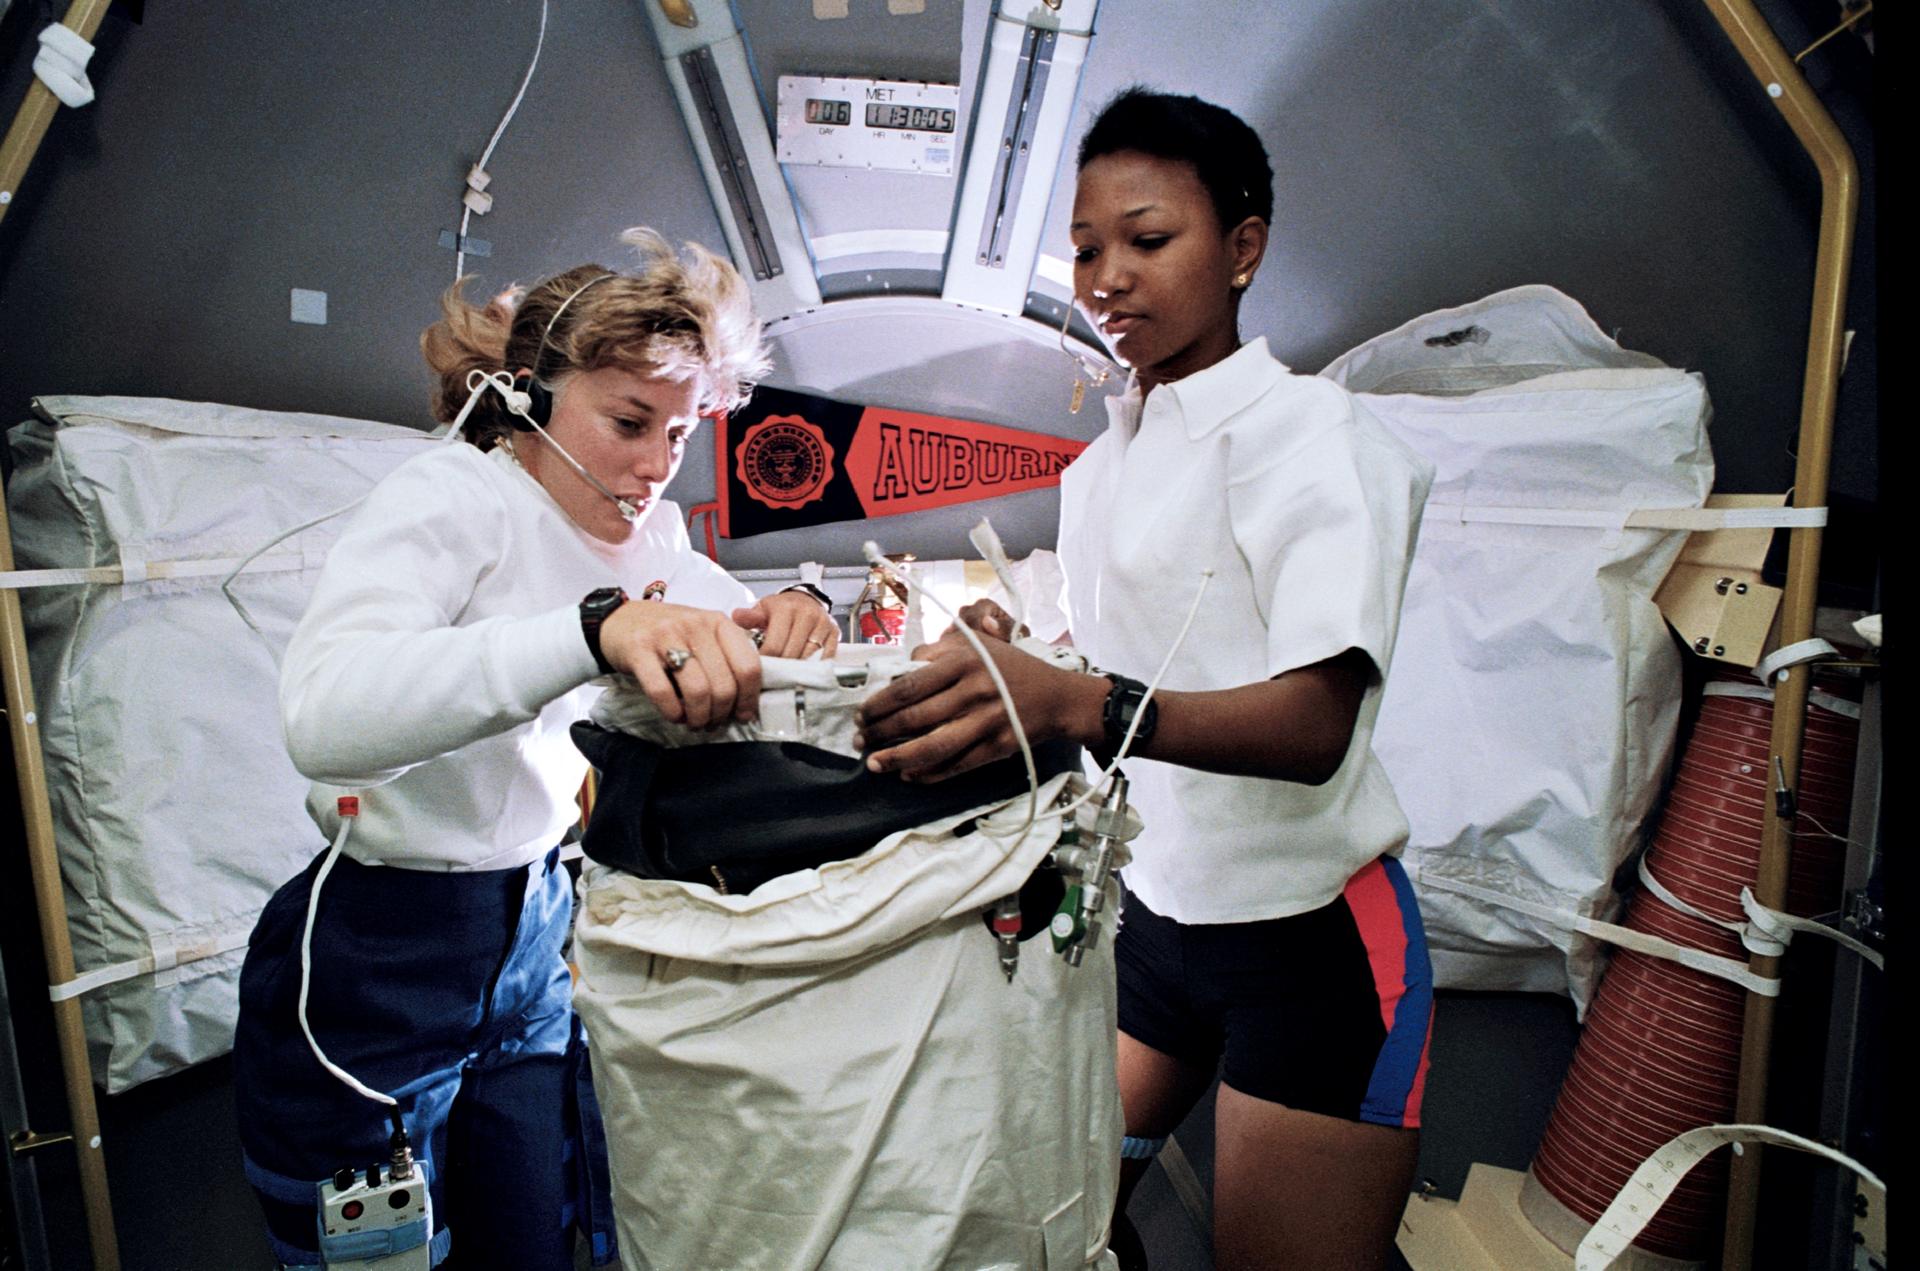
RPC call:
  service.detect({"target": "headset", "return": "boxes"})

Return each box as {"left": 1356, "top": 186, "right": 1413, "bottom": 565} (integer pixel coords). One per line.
{"left": 467, "top": 270, "right": 642, "bottom": 522}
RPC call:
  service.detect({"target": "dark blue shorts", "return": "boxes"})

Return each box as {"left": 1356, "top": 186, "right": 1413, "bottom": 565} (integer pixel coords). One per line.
{"left": 232, "top": 847, "right": 614, "bottom": 1269}
{"left": 1115, "top": 855, "right": 1432, "bottom": 1128}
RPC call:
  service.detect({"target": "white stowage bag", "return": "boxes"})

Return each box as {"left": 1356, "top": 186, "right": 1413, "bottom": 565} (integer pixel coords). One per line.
{"left": 6, "top": 396, "right": 433, "bottom": 1090}
{"left": 1321, "top": 287, "right": 1714, "bottom": 1013}
{"left": 573, "top": 651, "right": 1126, "bottom": 1271}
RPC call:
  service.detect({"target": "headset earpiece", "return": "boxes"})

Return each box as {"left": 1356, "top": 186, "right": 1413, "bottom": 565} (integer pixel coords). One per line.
{"left": 509, "top": 370, "right": 549, "bottom": 429}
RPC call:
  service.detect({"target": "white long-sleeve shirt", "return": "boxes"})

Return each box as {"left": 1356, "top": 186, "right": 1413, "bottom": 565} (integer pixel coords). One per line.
{"left": 280, "top": 442, "right": 750, "bottom": 871}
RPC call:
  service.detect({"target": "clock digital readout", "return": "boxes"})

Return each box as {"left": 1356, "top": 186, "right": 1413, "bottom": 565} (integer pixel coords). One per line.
{"left": 803, "top": 98, "right": 852, "bottom": 126}
{"left": 864, "top": 103, "right": 956, "bottom": 133}
{"left": 777, "top": 75, "right": 961, "bottom": 175}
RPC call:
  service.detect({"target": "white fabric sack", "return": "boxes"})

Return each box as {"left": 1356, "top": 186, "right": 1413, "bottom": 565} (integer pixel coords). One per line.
{"left": 7, "top": 396, "right": 434, "bottom": 1090}
{"left": 574, "top": 657, "right": 1126, "bottom": 1268}
{"left": 1321, "top": 287, "right": 1713, "bottom": 1013}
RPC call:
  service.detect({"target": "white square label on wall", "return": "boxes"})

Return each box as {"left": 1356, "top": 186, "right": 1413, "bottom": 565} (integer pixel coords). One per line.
{"left": 291, "top": 288, "right": 328, "bottom": 325}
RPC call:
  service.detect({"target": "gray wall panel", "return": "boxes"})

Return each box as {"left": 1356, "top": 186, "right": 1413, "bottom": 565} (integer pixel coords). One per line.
{"left": 1042, "top": 0, "right": 1875, "bottom": 513}
{"left": 1, "top": 0, "right": 1876, "bottom": 557}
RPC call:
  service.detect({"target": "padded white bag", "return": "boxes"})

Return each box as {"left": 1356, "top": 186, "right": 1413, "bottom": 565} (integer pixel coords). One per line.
{"left": 573, "top": 652, "right": 1127, "bottom": 1269}
{"left": 6, "top": 396, "right": 433, "bottom": 1090}
{"left": 1321, "top": 287, "right": 1713, "bottom": 1013}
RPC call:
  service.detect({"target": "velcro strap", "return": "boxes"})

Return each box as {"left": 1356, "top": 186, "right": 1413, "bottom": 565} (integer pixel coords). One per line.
{"left": 34, "top": 23, "right": 96, "bottom": 108}
{"left": 1422, "top": 504, "right": 1827, "bottom": 531}
{"left": 1754, "top": 638, "right": 1838, "bottom": 685}
{"left": 47, "top": 924, "right": 254, "bottom": 1002}
{"left": 1416, "top": 873, "right": 1780, "bottom": 996}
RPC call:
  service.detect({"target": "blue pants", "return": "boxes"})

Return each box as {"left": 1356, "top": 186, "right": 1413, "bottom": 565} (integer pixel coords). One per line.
{"left": 233, "top": 846, "right": 614, "bottom": 1269}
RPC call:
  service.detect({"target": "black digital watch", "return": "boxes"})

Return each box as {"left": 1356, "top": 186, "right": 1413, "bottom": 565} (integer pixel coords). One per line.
{"left": 1100, "top": 672, "right": 1158, "bottom": 756}
{"left": 579, "top": 586, "right": 628, "bottom": 675}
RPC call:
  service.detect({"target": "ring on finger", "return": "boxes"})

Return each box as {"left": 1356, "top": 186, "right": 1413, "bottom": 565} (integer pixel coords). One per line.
{"left": 663, "top": 647, "right": 691, "bottom": 673}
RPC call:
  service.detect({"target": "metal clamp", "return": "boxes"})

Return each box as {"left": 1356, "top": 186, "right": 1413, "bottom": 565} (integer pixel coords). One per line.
{"left": 10, "top": 1128, "right": 75, "bottom": 1157}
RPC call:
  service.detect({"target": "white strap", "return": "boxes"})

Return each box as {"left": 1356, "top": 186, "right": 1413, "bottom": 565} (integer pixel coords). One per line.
{"left": 1634, "top": 856, "right": 1785, "bottom": 955}
{"left": 1701, "top": 679, "right": 1861, "bottom": 719}
{"left": 0, "top": 551, "right": 309, "bottom": 592}
{"left": 798, "top": 560, "right": 826, "bottom": 587}
{"left": 1575, "top": 1124, "right": 1884, "bottom": 1270}
{"left": 1739, "top": 886, "right": 1884, "bottom": 970}
{"left": 34, "top": 23, "right": 96, "bottom": 109}
{"left": 1417, "top": 873, "right": 1780, "bottom": 996}
{"left": 1422, "top": 504, "right": 1827, "bottom": 531}
{"left": 47, "top": 925, "right": 254, "bottom": 1003}
{"left": 1754, "top": 637, "right": 1838, "bottom": 685}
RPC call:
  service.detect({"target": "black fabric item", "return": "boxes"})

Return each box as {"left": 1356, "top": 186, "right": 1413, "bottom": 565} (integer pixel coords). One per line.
{"left": 572, "top": 723, "right": 1081, "bottom": 895}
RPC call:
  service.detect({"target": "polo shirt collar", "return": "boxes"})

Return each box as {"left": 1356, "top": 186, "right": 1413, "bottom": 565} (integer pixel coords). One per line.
{"left": 1150, "top": 337, "right": 1287, "bottom": 440}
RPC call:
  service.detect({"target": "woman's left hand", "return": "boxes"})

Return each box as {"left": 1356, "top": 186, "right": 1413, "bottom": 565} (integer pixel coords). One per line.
{"left": 856, "top": 629, "right": 1103, "bottom": 781}
{"left": 733, "top": 591, "right": 841, "bottom": 659}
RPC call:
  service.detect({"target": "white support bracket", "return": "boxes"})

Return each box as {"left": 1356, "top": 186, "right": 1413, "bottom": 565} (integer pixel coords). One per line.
{"left": 942, "top": 0, "right": 1099, "bottom": 316}
{"left": 640, "top": 0, "right": 822, "bottom": 318}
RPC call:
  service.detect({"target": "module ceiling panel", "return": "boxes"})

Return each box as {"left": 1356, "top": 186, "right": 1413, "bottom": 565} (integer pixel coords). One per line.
{"left": 731, "top": 0, "right": 980, "bottom": 277}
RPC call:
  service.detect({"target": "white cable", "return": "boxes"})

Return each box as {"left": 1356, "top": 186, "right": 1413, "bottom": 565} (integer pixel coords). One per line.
{"left": 454, "top": 0, "right": 549, "bottom": 280}
{"left": 1058, "top": 569, "right": 1214, "bottom": 822}
{"left": 220, "top": 495, "right": 368, "bottom": 650}
{"left": 968, "top": 519, "right": 1029, "bottom": 638}
{"left": 863, "top": 543, "right": 1214, "bottom": 841}
{"left": 298, "top": 806, "right": 399, "bottom": 1111}
{"left": 864, "top": 542, "right": 1043, "bottom": 843}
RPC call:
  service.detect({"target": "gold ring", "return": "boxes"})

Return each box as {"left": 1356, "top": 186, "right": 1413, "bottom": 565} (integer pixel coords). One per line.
{"left": 805, "top": 636, "right": 824, "bottom": 648}
{"left": 663, "top": 647, "right": 690, "bottom": 673}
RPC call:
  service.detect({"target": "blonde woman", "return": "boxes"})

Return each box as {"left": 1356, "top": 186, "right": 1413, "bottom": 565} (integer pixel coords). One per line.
{"left": 232, "top": 230, "right": 835, "bottom": 1270}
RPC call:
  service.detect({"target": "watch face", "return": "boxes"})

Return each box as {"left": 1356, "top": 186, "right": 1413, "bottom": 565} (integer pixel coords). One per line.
{"left": 584, "top": 587, "right": 625, "bottom": 615}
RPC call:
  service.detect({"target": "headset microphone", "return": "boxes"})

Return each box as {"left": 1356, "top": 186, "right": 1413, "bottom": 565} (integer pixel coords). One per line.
{"left": 503, "top": 375, "right": 642, "bottom": 522}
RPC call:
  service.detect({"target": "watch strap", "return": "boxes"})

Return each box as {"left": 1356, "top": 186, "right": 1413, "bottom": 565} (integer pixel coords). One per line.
{"left": 579, "top": 587, "right": 628, "bottom": 675}
{"left": 779, "top": 582, "right": 834, "bottom": 611}
{"left": 1101, "top": 672, "right": 1158, "bottom": 756}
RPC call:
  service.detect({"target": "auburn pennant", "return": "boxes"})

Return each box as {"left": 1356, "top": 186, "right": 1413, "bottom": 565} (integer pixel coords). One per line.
{"left": 717, "top": 386, "right": 1088, "bottom": 538}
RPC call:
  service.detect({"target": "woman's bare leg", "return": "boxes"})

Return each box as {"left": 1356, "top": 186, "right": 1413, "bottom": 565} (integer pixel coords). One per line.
{"left": 1210, "top": 1083, "right": 1418, "bottom": 1271}
{"left": 1110, "top": 1031, "right": 1216, "bottom": 1267}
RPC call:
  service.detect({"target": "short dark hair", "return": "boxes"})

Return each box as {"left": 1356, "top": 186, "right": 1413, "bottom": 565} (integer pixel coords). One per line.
{"left": 1076, "top": 88, "right": 1273, "bottom": 229}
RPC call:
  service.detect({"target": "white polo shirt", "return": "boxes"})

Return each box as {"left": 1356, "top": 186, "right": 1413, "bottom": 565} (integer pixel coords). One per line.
{"left": 1057, "top": 338, "right": 1433, "bottom": 923}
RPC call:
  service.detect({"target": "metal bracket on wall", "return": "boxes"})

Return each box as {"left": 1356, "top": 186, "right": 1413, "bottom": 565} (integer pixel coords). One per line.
{"left": 641, "top": 0, "right": 821, "bottom": 319}
{"left": 10, "top": 1129, "right": 75, "bottom": 1157}
{"left": 974, "top": 25, "right": 1055, "bottom": 270}
{"left": 682, "top": 46, "right": 780, "bottom": 283}
{"left": 942, "top": 0, "right": 1098, "bottom": 317}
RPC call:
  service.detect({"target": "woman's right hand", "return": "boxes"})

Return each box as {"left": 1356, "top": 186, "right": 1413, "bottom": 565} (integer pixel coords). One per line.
{"left": 597, "top": 601, "right": 762, "bottom": 728}
{"left": 954, "top": 598, "right": 1027, "bottom": 643}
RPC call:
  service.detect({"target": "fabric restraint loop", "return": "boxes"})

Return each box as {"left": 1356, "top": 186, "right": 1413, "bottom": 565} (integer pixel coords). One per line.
{"left": 1415, "top": 874, "right": 1780, "bottom": 997}
{"left": 0, "top": 551, "right": 313, "bottom": 592}
{"left": 1422, "top": 504, "right": 1827, "bottom": 532}
{"left": 34, "top": 23, "right": 97, "bottom": 109}
{"left": 1631, "top": 857, "right": 1884, "bottom": 971}
{"left": 1753, "top": 637, "right": 1840, "bottom": 686}
{"left": 47, "top": 925, "right": 255, "bottom": 1003}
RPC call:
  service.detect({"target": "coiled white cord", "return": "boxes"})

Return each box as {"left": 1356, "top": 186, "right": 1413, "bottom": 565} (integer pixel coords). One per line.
{"left": 297, "top": 804, "right": 399, "bottom": 1110}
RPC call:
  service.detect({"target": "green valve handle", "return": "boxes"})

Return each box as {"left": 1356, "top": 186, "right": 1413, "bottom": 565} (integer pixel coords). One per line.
{"left": 1051, "top": 884, "right": 1086, "bottom": 954}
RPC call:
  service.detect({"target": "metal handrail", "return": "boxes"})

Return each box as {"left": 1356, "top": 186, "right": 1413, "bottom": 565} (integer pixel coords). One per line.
{"left": 1692, "top": 3, "right": 1861, "bottom": 1268}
